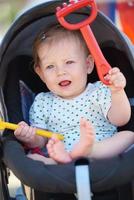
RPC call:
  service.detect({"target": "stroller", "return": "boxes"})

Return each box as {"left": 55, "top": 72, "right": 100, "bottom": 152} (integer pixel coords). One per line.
{"left": 0, "top": 0, "right": 134, "bottom": 199}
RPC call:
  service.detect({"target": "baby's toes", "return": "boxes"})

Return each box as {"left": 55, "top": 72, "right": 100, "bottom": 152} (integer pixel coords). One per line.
{"left": 49, "top": 151, "right": 56, "bottom": 158}
{"left": 46, "top": 142, "right": 53, "bottom": 154}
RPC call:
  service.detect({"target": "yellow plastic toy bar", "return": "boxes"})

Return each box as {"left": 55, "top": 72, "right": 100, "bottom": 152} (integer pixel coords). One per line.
{"left": 0, "top": 120, "right": 64, "bottom": 140}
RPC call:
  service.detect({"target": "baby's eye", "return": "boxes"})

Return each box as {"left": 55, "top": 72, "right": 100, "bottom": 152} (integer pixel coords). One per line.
{"left": 66, "top": 60, "right": 74, "bottom": 65}
{"left": 46, "top": 65, "right": 54, "bottom": 70}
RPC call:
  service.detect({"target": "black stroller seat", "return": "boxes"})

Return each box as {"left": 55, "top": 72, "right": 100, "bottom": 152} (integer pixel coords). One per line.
{"left": 0, "top": 1, "right": 134, "bottom": 200}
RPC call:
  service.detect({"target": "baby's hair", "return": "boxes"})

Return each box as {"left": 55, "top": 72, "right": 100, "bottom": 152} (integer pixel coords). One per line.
{"left": 33, "top": 25, "right": 89, "bottom": 69}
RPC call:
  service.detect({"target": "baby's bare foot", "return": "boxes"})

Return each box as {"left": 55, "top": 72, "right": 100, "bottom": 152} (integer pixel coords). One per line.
{"left": 70, "top": 118, "right": 95, "bottom": 159}
{"left": 47, "top": 134, "right": 72, "bottom": 163}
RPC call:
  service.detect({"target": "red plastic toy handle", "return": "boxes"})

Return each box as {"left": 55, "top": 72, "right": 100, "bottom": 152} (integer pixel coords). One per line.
{"left": 81, "top": 26, "right": 111, "bottom": 85}
{"left": 56, "top": 0, "right": 111, "bottom": 85}
{"left": 56, "top": 0, "right": 97, "bottom": 30}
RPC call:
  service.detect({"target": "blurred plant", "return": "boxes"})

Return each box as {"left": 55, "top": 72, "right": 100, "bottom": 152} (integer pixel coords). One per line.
{"left": 0, "top": 0, "right": 27, "bottom": 37}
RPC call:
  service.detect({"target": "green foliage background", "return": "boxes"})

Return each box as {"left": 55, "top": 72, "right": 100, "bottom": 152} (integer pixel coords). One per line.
{"left": 0, "top": 0, "right": 27, "bottom": 39}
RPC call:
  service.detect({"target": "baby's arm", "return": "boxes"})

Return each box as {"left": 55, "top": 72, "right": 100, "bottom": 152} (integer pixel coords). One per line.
{"left": 14, "top": 121, "right": 46, "bottom": 148}
{"left": 105, "top": 67, "right": 131, "bottom": 126}
{"left": 90, "top": 130, "right": 134, "bottom": 159}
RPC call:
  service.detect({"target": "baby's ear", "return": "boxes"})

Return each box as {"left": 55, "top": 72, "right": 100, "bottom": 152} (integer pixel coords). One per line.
{"left": 35, "top": 65, "right": 42, "bottom": 78}
{"left": 86, "top": 55, "right": 94, "bottom": 74}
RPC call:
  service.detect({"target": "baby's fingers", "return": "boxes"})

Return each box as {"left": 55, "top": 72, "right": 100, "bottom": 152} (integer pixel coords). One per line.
{"left": 110, "top": 73, "right": 126, "bottom": 87}
{"left": 18, "top": 121, "right": 28, "bottom": 126}
{"left": 108, "top": 67, "right": 120, "bottom": 75}
{"left": 14, "top": 123, "right": 36, "bottom": 142}
{"left": 14, "top": 121, "right": 28, "bottom": 136}
{"left": 24, "top": 126, "right": 36, "bottom": 142}
{"left": 14, "top": 123, "right": 25, "bottom": 136}
{"left": 104, "top": 68, "right": 120, "bottom": 83}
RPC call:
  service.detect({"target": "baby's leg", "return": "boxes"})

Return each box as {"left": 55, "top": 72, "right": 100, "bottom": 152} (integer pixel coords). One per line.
{"left": 27, "top": 153, "right": 57, "bottom": 164}
{"left": 70, "top": 118, "right": 95, "bottom": 159}
{"left": 47, "top": 119, "right": 95, "bottom": 163}
{"left": 47, "top": 135, "right": 72, "bottom": 163}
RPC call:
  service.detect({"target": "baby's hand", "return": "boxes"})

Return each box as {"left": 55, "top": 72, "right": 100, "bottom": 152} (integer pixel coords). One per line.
{"left": 104, "top": 67, "right": 126, "bottom": 91}
{"left": 14, "top": 121, "right": 36, "bottom": 144}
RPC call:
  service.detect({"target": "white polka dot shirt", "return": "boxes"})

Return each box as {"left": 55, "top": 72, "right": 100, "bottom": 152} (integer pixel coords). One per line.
{"left": 29, "top": 81, "right": 117, "bottom": 151}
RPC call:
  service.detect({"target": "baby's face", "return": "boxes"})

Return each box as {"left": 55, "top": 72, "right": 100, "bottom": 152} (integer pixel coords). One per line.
{"left": 35, "top": 36, "right": 94, "bottom": 99}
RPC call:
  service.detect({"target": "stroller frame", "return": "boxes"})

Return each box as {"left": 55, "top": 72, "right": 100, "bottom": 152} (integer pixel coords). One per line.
{"left": 0, "top": 1, "right": 134, "bottom": 199}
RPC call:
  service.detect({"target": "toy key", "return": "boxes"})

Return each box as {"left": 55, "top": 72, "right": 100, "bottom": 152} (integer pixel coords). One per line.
{"left": 0, "top": 119, "right": 64, "bottom": 140}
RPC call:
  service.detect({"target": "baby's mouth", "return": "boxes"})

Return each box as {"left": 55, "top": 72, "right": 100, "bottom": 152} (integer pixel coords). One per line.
{"left": 59, "top": 80, "right": 71, "bottom": 87}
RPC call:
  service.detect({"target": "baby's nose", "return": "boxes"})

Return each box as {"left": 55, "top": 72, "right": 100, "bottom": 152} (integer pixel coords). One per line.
{"left": 57, "top": 66, "right": 66, "bottom": 75}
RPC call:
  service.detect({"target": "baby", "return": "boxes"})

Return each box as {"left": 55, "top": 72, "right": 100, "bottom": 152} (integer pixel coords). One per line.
{"left": 14, "top": 25, "right": 133, "bottom": 164}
